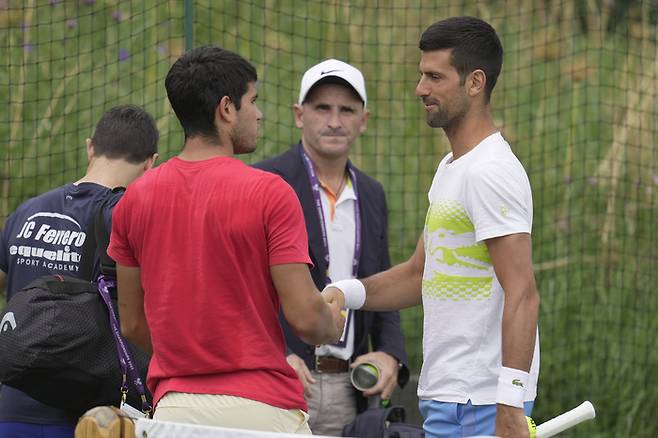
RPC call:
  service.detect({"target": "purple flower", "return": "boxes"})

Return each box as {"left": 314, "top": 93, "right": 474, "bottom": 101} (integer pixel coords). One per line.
{"left": 556, "top": 218, "right": 570, "bottom": 232}
{"left": 84, "top": 0, "right": 96, "bottom": 4}
{"left": 118, "top": 48, "right": 130, "bottom": 61}
{"left": 112, "top": 11, "right": 123, "bottom": 22}
{"left": 563, "top": 174, "right": 572, "bottom": 184}
{"left": 23, "top": 42, "right": 34, "bottom": 53}
{"left": 156, "top": 44, "right": 167, "bottom": 55}
{"left": 652, "top": 174, "right": 658, "bottom": 185}
{"left": 587, "top": 176, "right": 598, "bottom": 186}
{"left": 0, "top": 0, "right": 8, "bottom": 10}
{"left": 48, "top": 0, "right": 61, "bottom": 5}
{"left": 66, "top": 19, "right": 77, "bottom": 29}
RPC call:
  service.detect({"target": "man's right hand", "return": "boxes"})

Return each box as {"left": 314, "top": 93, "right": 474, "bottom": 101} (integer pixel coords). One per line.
{"left": 286, "top": 353, "right": 316, "bottom": 398}
{"left": 326, "top": 297, "right": 346, "bottom": 344}
{"left": 322, "top": 286, "right": 346, "bottom": 309}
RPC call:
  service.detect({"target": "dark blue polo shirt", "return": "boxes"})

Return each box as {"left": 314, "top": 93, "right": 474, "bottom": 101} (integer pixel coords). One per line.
{"left": 0, "top": 182, "right": 121, "bottom": 424}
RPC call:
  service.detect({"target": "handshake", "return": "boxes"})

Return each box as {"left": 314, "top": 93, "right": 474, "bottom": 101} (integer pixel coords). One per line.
{"left": 321, "top": 279, "right": 367, "bottom": 344}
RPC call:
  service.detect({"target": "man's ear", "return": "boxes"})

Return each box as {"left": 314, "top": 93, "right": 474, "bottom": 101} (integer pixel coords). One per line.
{"left": 293, "top": 103, "right": 304, "bottom": 129}
{"left": 467, "top": 69, "right": 487, "bottom": 97}
{"left": 216, "top": 95, "right": 235, "bottom": 124}
{"left": 359, "top": 108, "right": 371, "bottom": 134}
{"left": 144, "top": 153, "right": 158, "bottom": 171}
{"left": 85, "top": 138, "right": 94, "bottom": 161}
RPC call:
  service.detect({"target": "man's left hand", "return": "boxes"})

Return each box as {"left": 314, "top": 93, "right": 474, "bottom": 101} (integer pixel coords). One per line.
{"left": 351, "top": 351, "right": 399, "bottom": 400}
{"left": 495, "top": 404, "right": 530, "bottom": 438}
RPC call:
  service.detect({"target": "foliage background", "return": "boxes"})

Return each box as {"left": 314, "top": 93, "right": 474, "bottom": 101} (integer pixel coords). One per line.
{"left": 1, "top": 1, "right": 657, "bottom": 436}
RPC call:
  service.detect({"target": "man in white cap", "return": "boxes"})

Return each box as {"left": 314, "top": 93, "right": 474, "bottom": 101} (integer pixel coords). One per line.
{"left": 254, "top": 59, "right": 409, "bottom": 435}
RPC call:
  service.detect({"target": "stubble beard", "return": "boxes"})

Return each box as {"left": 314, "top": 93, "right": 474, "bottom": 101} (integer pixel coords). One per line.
{"left": 425, "top": 108, "right": 451, "bottom": 128}
{"left": 231, "top": 124, "right": 258, "bottom": 155}
{"left": 425, "top": 101, "right": 468, "bottom": 129}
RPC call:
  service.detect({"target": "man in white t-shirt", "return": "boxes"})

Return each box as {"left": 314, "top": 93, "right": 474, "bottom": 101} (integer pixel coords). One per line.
{"left": 323, "top": 16, "right": 540, "bottom": 438}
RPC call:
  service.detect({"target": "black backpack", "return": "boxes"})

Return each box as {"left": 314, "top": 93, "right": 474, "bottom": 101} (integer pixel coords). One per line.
{"left": 0, "top": 189, "right": 152, "bottom": 417}
{"left": 342, "top": 405, "right": 425, "bottom": 438}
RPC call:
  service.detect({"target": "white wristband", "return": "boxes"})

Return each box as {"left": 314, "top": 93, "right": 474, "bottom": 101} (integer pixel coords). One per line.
{"left": 496, "top": 366, "right": 529, "bottom": 408}
{"left": 322, "top": 279, "right": 366, "bottom": 310}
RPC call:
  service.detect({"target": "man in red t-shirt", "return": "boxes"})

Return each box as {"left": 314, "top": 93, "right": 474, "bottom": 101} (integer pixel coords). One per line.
{"left": 107, "top": 46, "right": 345, "bottom": 434}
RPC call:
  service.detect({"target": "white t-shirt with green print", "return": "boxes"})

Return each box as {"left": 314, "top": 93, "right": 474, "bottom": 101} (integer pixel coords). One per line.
{"left": 418, "top": 132, "right": 540, "bottom": 405}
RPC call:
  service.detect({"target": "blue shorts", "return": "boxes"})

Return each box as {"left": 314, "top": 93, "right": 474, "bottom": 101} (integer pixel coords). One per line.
{"left": 0, "top": 422, "right": 75, "bottom": 438}
{"left": 418, "top": 399, "right": 534, "bottom": 438}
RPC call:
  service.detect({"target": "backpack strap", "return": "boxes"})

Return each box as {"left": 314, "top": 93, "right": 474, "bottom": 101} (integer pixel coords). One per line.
{"left": 79, "top": 187, "right": 125, "bottom": 281}
{"left": 94, "top": 187, "right": 125, "bottom": 277}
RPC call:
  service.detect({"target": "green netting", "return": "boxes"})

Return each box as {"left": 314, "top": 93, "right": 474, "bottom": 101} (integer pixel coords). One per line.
{"left": 1, "top": 1, "right": 657, "bottom": 436}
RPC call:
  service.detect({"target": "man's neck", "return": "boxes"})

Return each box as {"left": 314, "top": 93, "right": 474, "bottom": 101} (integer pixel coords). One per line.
{"left": 75, "top": 157, "right": 143, "bottom": 189}
{"left": 301, "top": 143, "right": 349, "bottom": 195}
{"left": 179, "top": 136, "right": 233, "bottom": 161}
{"left": 444, "top": 108, "right": 498, "bottom": 161}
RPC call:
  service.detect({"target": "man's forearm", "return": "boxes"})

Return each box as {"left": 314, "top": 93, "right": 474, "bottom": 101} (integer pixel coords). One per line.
{"left": 501, "top": 282, "right": 539, "bottom": 371}
{"left": 361, "top": 260, "right": 423, "bottom": 311}
{"left": 486, "top": 233, "right": 540, "bottom": 371}
{"left": 122, "top": 320, "right": 152, "bottom": 354}
{"left": 273, "top": 263, "right": 343, "bottom": 345}
{"left": 116, "top": 265, "right": 151, "bottom": 353}
{"left": 360, "top": 235, "right": 425, "bottom": 311}
{"left": 326, "top": 235, "right": 424, "bottom": 312}
{"left": 296, "top": 294, "right": 341, "bottom": 345}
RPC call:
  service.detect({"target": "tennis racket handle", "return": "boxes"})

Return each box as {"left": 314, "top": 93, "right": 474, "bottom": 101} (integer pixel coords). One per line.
{"left": 536, "top": 401, "right": 596, "bottom": 437}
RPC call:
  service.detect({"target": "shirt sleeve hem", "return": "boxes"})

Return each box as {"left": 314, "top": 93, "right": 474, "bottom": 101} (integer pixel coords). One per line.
{"left": 475, "top": 225, "right": 531, "bottom": 243}
{"left": 269, "top": 257, "right": 314, "bottom": 269}
{"left": 107, "top": 247, "right": 140, "bottom": 267}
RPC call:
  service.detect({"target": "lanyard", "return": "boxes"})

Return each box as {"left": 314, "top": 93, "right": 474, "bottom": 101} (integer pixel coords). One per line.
{"left": 300, "top": 147, "right": 362, "bottom": 348}
{"left": 97, "top": 276, "right": 152, "bottom": 416}
{"left": 299, "top": 147, "right": 362, "bottom": 282}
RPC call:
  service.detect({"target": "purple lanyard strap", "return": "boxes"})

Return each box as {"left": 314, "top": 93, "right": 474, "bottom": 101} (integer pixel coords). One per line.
{"left": 300, "top": 147, "right": 362, "bottom": 348}
{"left": 97, "top": 276, "right": 152, "bottom": 415}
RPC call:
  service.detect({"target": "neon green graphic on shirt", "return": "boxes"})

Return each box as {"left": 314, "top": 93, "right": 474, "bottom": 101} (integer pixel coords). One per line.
{"left": 423, "top": 272, "right": 493, "bottom": 300}
{"left": 424, "top": 200, "right": 493, "bottom": 301}
{"left": 426, "top": 199, "right": 474, "bottom": 235}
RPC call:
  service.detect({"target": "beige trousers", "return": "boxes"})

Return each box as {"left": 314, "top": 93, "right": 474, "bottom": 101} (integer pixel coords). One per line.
{"left": 153, "top": 392, "right": 312, "bottom": 434}
{"left": 307, "top": 371, "right": 358, "bottom": 436}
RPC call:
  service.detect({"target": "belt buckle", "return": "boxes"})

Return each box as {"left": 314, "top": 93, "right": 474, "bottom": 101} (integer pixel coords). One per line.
{"left": 315, "top": 355, "right": 323, "bottom": 373}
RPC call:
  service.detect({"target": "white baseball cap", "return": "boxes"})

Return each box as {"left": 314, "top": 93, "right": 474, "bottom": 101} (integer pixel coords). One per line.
{"left": 298, "top": 59, "right": 367, "bottom": 107}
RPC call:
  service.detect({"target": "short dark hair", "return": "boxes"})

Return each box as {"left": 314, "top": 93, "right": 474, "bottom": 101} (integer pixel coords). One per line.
{"left": 165, "top": 45, "right": 258, "bottom": 140}
{"left": 419, "top": 16, "right": 503, "bottom": 101}
{"left": 91, "top": 104, "right": 158, "bottom": 164}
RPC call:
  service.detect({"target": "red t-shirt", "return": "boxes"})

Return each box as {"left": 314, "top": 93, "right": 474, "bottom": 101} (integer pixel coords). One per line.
{"left": 108, "top": 156, "right": 311, "bottom": 411}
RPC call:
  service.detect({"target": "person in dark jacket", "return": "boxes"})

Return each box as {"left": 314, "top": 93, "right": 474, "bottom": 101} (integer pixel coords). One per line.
{"left": 254, "top": 58, "right": 409, "bottom": 436}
